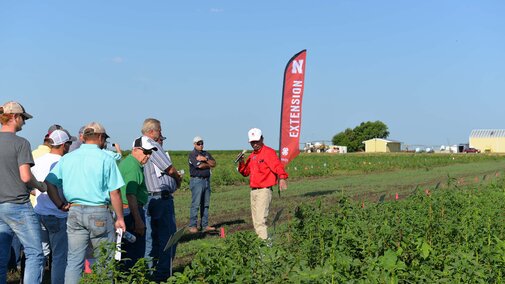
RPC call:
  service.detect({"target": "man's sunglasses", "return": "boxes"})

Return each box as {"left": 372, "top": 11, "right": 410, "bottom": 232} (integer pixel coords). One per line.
{"left": 142, "top": 148, "right": 153, "bottom": 155}
{"left": 196, "top": 141, "right": 204, "bottom": 146}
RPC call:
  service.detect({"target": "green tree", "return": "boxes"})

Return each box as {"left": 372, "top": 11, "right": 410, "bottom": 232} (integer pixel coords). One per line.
{"left": 332, "top": 121, "right": 389, "bottom": 152}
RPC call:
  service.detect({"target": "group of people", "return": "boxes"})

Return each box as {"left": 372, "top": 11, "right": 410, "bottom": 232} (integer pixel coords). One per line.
{"left": 0, "top": 100, "right": 288, "bottom": 284}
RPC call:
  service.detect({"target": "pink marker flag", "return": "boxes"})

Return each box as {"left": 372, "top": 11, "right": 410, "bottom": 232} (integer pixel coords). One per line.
{"left": 279, "top": 50, "right": 307, "bottom": 165}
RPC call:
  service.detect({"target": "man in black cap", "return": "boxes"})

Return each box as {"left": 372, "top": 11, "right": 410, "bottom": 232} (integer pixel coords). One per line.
{"left": 188, "top": 136, "right": 216, "bottom": 233}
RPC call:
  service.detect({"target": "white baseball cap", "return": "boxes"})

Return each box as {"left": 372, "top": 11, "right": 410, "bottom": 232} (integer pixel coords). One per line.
{"left": 132, "top": 136, "right": 158, "bottom": 151}
{"left": 45, "top": 125, "right": 76, "bottom": 142}
{"left": 248, "top": 128, "right": 262, "bottom": 142}
{"left": 193, "top": 136, "right": 203, "bottom": 143}
{"left": 48, "top": 129, "right": 70, "bottom": 146}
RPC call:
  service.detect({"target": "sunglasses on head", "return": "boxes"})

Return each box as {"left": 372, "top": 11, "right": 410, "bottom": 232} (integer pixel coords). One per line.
{"left": 196, "top": 141, "right": 204, "bottom": 146}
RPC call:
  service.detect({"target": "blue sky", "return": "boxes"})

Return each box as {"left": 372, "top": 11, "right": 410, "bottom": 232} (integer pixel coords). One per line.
{"left": 1, "top": 1, "right": 504, "bottom": 150}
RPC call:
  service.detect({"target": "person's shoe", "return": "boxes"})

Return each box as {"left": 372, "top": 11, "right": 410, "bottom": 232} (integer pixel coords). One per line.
{"left": 204, "top": 226, "right": 216, "bottom": 232}
{"left": 264, "top": 237, "right": 273, "bottom": 248}
{"left": 188, "top": 227, "right": 199, "bottom": 233}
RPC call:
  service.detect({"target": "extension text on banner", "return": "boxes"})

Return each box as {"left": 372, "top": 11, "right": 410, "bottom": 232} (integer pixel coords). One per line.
{"left": 279, "top": 50, "right": 307, "bottom": 165}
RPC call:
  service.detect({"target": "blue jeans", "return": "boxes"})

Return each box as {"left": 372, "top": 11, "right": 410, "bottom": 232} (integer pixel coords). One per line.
{"left": 121, "top": 206, "right": 146, "bottom": 271}
{"left": 39, "top": 214, "right": 68, "bottom": 284}
{"left": 189, "top": 177, "right": 211, "bottom": 229}
{"left": 8, "top": 235, "right": 22, "bottom": 270}
{"left": 145, "top": 194, "right": 177, "bottom": 281}
{"left": 0, "top": 202, "right": 45, "bottom": 284}
{"left": 65, "top": 205, "right": 114, "bottom": 284}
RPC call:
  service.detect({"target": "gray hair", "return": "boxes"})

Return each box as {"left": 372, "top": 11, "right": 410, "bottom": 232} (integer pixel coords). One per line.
{"left": 141, "top": 118, "right": 161, "bottom": 134}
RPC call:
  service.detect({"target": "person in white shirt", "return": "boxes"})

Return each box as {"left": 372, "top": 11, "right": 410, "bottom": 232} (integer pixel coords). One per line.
{"left": 32, "top": 129, "right": 73, "bottom": 284}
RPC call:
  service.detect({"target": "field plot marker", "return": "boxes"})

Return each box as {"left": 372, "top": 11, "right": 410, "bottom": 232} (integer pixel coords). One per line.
{"left": 378, "top": 194, "right": 386, "bottom": 203}
{"left": 164, "top": 226, "right": 187, "bottom": 276}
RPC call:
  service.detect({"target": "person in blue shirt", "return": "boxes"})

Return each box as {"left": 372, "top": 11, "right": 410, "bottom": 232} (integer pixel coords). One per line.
{"left": 45, "top": 122, "right": 125, "bottom": 284}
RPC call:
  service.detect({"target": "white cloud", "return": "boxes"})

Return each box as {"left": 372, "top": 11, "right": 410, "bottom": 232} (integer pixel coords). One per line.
{"left": 210, "top": 8, "right": 224, "bottom": 13}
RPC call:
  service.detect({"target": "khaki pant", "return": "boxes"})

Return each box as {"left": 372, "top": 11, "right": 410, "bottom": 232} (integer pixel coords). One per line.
{"left": 250, "top": 187, "right": 272, "bottom": 240}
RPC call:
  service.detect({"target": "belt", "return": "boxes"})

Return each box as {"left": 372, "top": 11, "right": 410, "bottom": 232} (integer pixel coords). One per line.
{"left": 148, "top": 190, "right": 172, "bottom": 196}
{"left": 70, "top": 203, "right": 109, "bottom": 208}
{"left": 190, "top": 176, "right": 209, "bottom": 179}
{"left": 251, "top": 187, "right": 272, "bottom": 191}
{"left": 123, "top": 203, "right": 144, "bottom": 209}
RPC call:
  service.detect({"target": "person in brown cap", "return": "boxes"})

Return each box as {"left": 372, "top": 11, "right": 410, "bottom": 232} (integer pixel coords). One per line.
{"left": 44, "top": 121, "right": 125, "bottom": 284}
{"left": 0, "top": 101, "right": 46, "bottom": 284}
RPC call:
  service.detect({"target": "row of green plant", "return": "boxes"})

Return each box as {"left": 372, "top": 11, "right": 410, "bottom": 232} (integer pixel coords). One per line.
{"left": 165, "top": 177, "right": 505, "bottom": 283}
{"left": 160, "top": 151, "right": 501, "bottom": 188}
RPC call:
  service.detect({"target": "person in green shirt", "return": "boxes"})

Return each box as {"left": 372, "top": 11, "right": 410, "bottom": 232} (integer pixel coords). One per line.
{"left": 119, "top": 136, "right": 157, "bottom": 270}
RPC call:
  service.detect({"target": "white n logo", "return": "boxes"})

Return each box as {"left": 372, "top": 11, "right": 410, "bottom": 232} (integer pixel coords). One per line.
{"left": 291, "top": 60, "right": 304, "bottom": 74}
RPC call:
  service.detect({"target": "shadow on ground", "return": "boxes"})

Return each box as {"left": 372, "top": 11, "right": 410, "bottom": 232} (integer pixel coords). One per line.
{"left": 178, "top": 219, "right": 246, "bottom": 243}
{"left": 302, "top": 189, "right": 339, "bottom": 197}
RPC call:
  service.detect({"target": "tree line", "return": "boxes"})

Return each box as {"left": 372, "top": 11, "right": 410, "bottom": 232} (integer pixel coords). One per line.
{"left": 332, "top": 120, "right": 389, "bottom": 152}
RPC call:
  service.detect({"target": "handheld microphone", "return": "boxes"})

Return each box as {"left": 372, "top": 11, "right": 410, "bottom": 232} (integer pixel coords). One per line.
{"left": 234, "top": 150, "right": 247, "bottom": 163}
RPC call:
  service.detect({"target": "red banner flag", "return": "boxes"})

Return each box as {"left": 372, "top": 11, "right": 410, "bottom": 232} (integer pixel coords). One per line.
{"left": 279, "top": 50, "right": 307, "bottom": 165}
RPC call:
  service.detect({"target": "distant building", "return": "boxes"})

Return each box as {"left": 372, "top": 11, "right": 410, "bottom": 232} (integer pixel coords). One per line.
{"left": 363, "top": 138, "right": 401, "bottom": 153}
{"left": 469, "top": 129, "right": 505, "bottom": 153}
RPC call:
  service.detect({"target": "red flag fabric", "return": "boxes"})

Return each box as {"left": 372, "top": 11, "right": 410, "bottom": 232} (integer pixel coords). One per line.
{"left": 279, "top": 50, "right": 307, "bottom": 165}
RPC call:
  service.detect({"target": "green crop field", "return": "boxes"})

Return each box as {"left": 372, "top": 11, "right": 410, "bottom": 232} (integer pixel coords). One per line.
{"left": 9, "top": 153, "right": 505, "bottom": 283}
{"left": 165, "top": 152, "right": 505, "bottom": 283}
{"left": 166, "top": 151, "right": 504, "bottom": 188}
{"left": 170, "top": 178, "right": 505, "bottom": 283}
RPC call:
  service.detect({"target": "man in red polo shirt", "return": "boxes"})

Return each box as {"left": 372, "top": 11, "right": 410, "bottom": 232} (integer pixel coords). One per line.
{"left": 237, "top": 128, "right": 288, "bottom": 240}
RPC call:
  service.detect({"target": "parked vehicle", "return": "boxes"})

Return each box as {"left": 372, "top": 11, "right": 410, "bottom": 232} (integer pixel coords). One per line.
{"left": 304, "top": 142, "right": 328, "bottom": 153}
{"left": 326, "top": 145, "right": 347, "bottom": 154}
{"left": 463, "top": 147, "right": 480, "bottom": 153}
